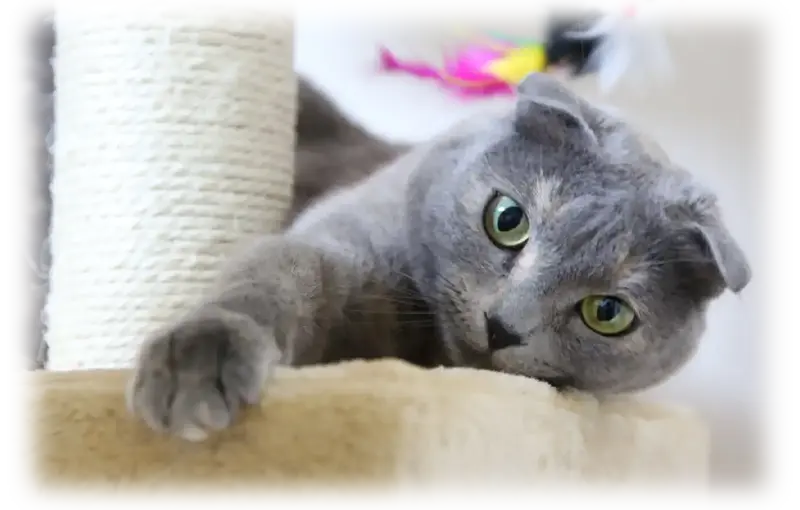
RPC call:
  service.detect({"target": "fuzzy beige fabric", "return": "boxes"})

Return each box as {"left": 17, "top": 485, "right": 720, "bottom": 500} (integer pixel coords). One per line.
{"left": 33, "top": 359, "right": 709, "bottom": 489}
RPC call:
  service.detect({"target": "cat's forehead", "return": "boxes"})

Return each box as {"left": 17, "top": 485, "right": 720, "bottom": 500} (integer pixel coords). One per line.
{"left": 472, "top": 129, "right": 674, "bottom": 273}
{"left": 479, "top": 132, "right": 651, "bottom": 207}
{"left": 441, "top": 104, "right": 702, "bottom": 234}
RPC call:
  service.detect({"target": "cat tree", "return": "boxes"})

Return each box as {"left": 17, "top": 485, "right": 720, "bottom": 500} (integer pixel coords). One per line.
{"left": 35, "top": 7, "right": 711, "bottom": 486}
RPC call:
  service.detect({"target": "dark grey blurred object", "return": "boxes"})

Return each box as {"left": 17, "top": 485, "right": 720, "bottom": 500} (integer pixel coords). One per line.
{"left": 0, "top": 0, "right": 54, "bottom": 369}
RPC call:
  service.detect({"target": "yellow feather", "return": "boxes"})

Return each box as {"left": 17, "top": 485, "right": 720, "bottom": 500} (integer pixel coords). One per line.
{"left": 485, "top": 46, "right": 547, "bottom": 85}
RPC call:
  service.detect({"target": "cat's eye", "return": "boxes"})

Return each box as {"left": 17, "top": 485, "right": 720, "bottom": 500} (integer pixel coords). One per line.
{"left": 578, "top": 295, "right": 637, "bottom": 336}
{"left": 484, "top": 194, "right": 530, "bottom": 249}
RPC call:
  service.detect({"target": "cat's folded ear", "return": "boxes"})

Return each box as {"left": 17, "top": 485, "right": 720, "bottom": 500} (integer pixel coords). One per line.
{"left": 513, "top": 72, "right": 598, "bottom": 146}
{"left": 688, "top": 220, "right": 751, "bottom": 294}
{"left": 656, "top": 171, "right": 752, "bottom": 295}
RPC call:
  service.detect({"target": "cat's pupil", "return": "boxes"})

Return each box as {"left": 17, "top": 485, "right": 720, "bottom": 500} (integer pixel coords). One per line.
{"left": 497, "top": 207, "right": 523, "bottom": 232}
{"left": 596, "top": 298, "right": 620, "bottom": 322}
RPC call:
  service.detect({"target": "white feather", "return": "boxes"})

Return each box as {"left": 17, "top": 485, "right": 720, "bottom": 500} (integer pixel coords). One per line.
{"left": 563, "top": 10, "right": 674, "bottom": 93}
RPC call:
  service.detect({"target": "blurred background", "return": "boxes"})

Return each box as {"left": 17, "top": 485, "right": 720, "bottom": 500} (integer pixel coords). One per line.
{"left": 0, "top": 0, "right": 800, "bottom": 510}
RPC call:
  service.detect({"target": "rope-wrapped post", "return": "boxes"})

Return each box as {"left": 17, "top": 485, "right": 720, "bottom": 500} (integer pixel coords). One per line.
{"left": 45, "top": 9, "right": 296, "bottom": 370}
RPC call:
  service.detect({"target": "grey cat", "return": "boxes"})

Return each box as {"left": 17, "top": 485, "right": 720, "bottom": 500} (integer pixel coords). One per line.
{"left": 126, "top": 73, "right": 751, "bottom": 440}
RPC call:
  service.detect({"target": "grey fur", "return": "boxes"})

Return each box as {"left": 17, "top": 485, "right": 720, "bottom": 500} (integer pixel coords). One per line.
{"left": 125, "top": 73, "right": 751, "bottom": 439}
{"left": 289, "top": 78, "right": 407, "bottom": 222}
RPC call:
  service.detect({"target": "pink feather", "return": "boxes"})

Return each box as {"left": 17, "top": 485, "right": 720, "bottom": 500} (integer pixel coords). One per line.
{"left": 442, "top": 44, "right": 504, "bottom": 81}
{"left": 378, "top": 46, "right": 514, "bottom": 98}
{"left": 379, "top": 47, "right": 442, "bottom": 79}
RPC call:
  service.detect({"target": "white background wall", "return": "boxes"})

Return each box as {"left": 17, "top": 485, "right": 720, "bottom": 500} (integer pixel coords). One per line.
{"left": 295, "top": 19, "right": 763, "bottom": 485}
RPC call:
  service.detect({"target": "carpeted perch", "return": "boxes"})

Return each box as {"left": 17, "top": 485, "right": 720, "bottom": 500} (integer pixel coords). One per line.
{"left": 35, "top": 8, "right": 711, "bottom": 488}
{"left": 8, "top": 361, "right": 708, "bottom": 510}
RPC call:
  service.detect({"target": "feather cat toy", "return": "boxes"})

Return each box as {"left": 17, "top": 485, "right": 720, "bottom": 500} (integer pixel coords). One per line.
{"left": 378, "top": 6, "right": 672, "bottom": 98}
{"left": 547, "top": 6, "right": 673, "bottom": 92}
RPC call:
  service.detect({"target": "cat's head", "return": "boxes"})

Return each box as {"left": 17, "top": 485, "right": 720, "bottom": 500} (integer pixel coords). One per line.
{"left": 406, "top": 73, "right": 750, "bottom": 394}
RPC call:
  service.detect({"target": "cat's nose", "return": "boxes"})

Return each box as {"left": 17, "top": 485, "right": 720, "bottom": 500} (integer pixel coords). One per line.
{"left": 485, "top": 314, "right": 524, "bottom": 350}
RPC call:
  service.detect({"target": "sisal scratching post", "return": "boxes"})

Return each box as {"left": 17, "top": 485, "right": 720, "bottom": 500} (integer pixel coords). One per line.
{"left": 45, "top": 9, "right": 296, "bottom": 370}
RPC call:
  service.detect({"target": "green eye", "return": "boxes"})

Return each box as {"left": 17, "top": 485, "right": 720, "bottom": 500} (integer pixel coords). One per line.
{"left": 483, "top": 194, "right": 530, "bottom": 248}
{"left": 578, "top": 296, "right": 637, "bottom": 336}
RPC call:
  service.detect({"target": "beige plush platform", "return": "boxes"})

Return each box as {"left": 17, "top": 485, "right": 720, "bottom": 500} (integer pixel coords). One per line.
{"left": 33, "top": 359, "right": 709, "bottom": 489}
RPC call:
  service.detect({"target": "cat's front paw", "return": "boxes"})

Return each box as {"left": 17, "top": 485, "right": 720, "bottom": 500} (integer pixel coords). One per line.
{"left": 127, "top": 306, "right": 276, "bottom": 441}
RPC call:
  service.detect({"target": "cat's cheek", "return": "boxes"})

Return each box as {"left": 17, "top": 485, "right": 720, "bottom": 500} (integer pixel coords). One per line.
{"left": 461, "top": 311, "right": 491, "bottom": 354}
{"left": 437, "top": 322, "right": 483, "bottom": 366}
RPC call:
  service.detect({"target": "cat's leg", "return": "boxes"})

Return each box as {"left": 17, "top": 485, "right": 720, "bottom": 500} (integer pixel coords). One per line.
{"left": 127, "top": 234, "right": 364, "bottom": 441}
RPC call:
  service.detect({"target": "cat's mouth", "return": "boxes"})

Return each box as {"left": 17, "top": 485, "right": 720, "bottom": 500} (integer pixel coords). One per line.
{"left": 484, "top": 314, "right": 575, "bottom": 390}
{"left": 535, "top": 374, "right": 576, "bottom": 391}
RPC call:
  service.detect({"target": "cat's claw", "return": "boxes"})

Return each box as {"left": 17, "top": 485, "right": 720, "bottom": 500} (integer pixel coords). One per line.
{"left": 127, "top": 307, "right": 272, "bottom": 440}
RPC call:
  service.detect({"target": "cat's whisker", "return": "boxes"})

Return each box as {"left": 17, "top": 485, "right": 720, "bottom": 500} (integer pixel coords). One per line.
{"left": 355, "top": 294, "right": 427, "bottom": 305}
{"left": 343, "top": 318, "right": 438, "bottom": 327}
{"left": 346, "top": 309, "right": 438, "bottom": 317}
